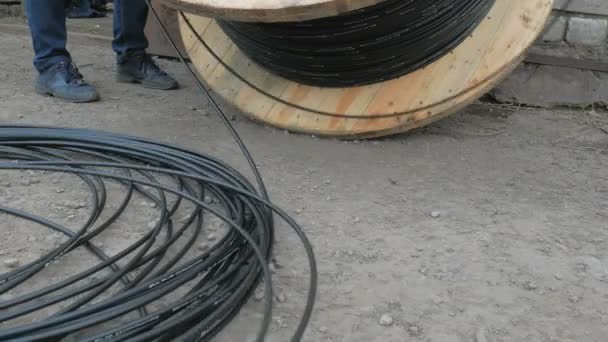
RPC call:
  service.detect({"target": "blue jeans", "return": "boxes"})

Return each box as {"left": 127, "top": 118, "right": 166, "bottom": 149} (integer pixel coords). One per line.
{"left": 26, "top": 0, "right": 149, "bottom": 72}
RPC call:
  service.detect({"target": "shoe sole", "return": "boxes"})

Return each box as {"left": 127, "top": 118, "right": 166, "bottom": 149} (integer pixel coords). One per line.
{"left": 116, "top": 73, "right": 179, "bottom": 90}
{"left": 35, "top": 84, "right": 100, "bottom": 103}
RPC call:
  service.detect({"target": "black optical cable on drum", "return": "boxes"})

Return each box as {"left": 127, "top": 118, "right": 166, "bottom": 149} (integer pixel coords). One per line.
{"left": 218, "top": 0, "right": 495, "bottom": 87}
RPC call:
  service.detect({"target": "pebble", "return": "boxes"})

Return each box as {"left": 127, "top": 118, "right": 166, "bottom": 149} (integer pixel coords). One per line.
{"left": 324, "top": 180, "right": 331, "bottom": 185}
{"left": 269, "top": 262, "right": 278, "bottom": 274}
{"left": 430, "top": 211, "right": 441, "bottom": 218}
{"left": 253, "top": 288, "right": 264, "bottom": 301}
{"left": 179, "top": 215, "right": 190, "bottom": 224}
{"left": 432, "top": 297, "right": 444, "bottom": 305}
{"left": 318, "top": 326, "right": 328, "bottom": 333}
{"left": 56, "top": 188, "right": 65, "bottom": 193}
{"left": 353, "top": 217, "right": 361, "bottom": 223}
{"left": 346, "top": 250, "right": 355, "bottom": 257}
{"left": 206, "top": 233, "right": 217, "bottom": 241}
{"left": 147, "top": 220, "right": 159, "bottom": 229}
{"left": 275, "top": 293, "right": 287, "bottom": 303}
{"left": 3, "top": 258, "right": 19, "bottom": 268}
{"left": 378, "top": 314, "right": 394, "bottom": 327}
{"left": 523, "top": 280, "right": 538, "bottom": 291}
{"left": 475, "top": 328, "right": 489, "bottom": 342}
{"left": 65, "top": 201, "right": 87, "bottom": 209}
{"left": 20, "top": 178, "right": 40, "bottom": 186}
{"left": 407, "top": 325, "right": 422, "bottom": 336}
{"left": 198, "top": 243, "right": 210, "bottom": 251}
{"left": 66, "top": 215, "right": 75, "bottom": 220}
{"left": 448, "top": 311, "right": 456, "bottom": 317}
{"left": 204, "top": 195, "right": 213, "bottom": 204}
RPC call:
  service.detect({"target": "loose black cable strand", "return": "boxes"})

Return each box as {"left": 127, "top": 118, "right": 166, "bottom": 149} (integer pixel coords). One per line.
{"left": 0, "top": 158, "right": 274, "bottom": 342}
{"left": 0, "top": 125, "right": 316, "bottom": 342}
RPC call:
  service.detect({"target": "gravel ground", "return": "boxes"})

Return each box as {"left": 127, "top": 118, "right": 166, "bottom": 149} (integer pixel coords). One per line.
{"left": 1, "top": 30, "right": 608, "bottom": 342}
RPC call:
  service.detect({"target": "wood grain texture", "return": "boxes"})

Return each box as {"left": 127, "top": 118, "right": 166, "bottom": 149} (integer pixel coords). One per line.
{"left": 178, "top": 0, "right": 554, "bottom": 139}
{"left": 163, "top": 0, "right": 384, "bottom": 22}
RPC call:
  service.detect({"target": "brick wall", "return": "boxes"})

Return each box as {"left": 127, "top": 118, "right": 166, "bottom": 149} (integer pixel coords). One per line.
{"left": 0, "top": 1, "right": 23, "bottom": 17}
{"left": 533, "top": 0, "right": 608, "bottom": 69}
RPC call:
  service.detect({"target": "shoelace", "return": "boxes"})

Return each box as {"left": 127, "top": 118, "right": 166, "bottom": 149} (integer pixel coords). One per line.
{"left": 56, "top": 62, "right": 86, "bottom": 86}
{"left": 141, "top": 55, "right": 168, "bottom": 76}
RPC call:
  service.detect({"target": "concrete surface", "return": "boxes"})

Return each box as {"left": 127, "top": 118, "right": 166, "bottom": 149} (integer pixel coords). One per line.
{"left": 491, "top": 64, "right": 608, "bottom": 108}
{"left": 1, "top": 31, "right": 608, "bottom": 342}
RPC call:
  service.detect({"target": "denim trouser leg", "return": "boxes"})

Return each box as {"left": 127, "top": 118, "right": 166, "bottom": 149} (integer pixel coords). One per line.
{"left": 113, "top": 0, "right": 150, "bottom": 64}
{"left": 26, "top": 0, "right": 71, "bottom": 73}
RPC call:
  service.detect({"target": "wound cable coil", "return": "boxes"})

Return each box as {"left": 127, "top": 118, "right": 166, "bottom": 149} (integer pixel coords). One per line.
{"left": 218, "top": 0, "right": 496, "bottom": 87}
{"left": 0, "top": 126, "right": 316, "bottom": 342}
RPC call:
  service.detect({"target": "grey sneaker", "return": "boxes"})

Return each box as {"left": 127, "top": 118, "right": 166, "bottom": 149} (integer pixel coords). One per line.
{"left": 35, "top": 62, "right": 100, "bottom": 103}
{"left": 116, "top": 54, "right": 179, "bottom": 90}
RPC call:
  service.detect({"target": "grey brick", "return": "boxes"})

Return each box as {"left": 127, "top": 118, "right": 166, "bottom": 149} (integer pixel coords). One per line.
{"left": 542, "top": 15, "right": 567, "bottom": 42}
{"left": 554, "top": 0, "right": 608, "bottom": 17}
{"left": 566, "top": 17, "right": 608, "bottom": 45}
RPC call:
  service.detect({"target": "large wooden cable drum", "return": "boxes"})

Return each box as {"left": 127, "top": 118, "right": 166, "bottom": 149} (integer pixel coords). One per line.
{"left": 170, "top": 0, "right": 554, "bottom": 139}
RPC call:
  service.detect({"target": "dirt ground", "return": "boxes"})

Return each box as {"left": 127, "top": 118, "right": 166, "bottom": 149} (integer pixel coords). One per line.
{"left": 1, "top": 28, "right": 608, "bottom": 342}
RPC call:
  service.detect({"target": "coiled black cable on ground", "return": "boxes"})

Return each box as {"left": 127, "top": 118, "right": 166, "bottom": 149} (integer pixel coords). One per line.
{"left": 218, "top": 0, "right": 495, "bottom": 87}
{"left": 0, "top": 126, "right": 316, "bottom": 341}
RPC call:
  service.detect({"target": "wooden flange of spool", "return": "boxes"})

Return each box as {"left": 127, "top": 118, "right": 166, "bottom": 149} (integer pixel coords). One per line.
{"left": 163, "top": 0, "right": 387, "bottom": 22}
{"left": 178, "top": 0, "right": 553, "bottom": 139}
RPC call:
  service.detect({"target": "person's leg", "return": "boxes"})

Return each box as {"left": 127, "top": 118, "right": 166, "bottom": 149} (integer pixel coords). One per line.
{"left": 26, "top": 0, "right": 99, "bottom": 102}
{"left": 26, "top": 0, "right": 71, "bottom": 72}
{"left": 113, "top": 0, "right": 178, "bottom": 90}
{"left": 112, "top": 0, "right": 149, "bottom": 63}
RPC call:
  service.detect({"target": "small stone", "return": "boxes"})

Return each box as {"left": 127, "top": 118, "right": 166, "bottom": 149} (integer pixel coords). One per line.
{"left": 475, "top": 328, "right": 490, "bottom": 342}
{"left": 275, "top": 293, "right": 287, "bottom": 303}
{"left": 254, "top": 288, "right": 265, "bottom": 301}
{"left": 56, "top": 188, "right": 65, "bottom": 193}
{"left": 346, "top": 250, "right": 355, "bottom": 257}
{"left": 3, "top": 258, "right": 19, "bottom": 268}
{"left": 407, "top": 325, "right": 422, "bottom": 336}
{"left": 207, "top": 233, "right": 217, "bottom": 241}
{"left": 198, "top": 243, "right": 210, "bottom": 251}
{"left": 353, "top": 217, "right": 361, "bottom": 223}
{"left": 554, "top": 273, "right": 563, "bottom": 280}
{"left": 66, "top": 215, "right": 75, "bottom": 220}
{"left": 318, "top": 326, "right": 328, "bottom": 333}
{"left": 523, "top": 280, "right": 538, "bottom": 291}
{"left": 324, "top": 179, "right": 331, "bottom": 185}
{"left": 179, "top": 215, "right": 190, "bottom": 224}
{"left": 378, "top": 314, "right": 394, "bottom": 327}
{"left": 64, "top": 201, "right": 86, "bottom": 209}
{"left": 430, "top": 211, "right": 441, "bottom": 218}
{"left": 147, "top": 220, "right": 158, "bottom": 229}
{"left": 432, "top": 297, "right": 444, "bottom": 305}
{"left": 204, "top": 195, "right": 213, "bottom": 204}
{"left": 269, "top": 262, "right": 278, "bottom": 273}
{"left": 149, "top": 202, "right": 157, "bottom": 208}
{"left": 448, "top": 311, "right": 456, "bottom": 317}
